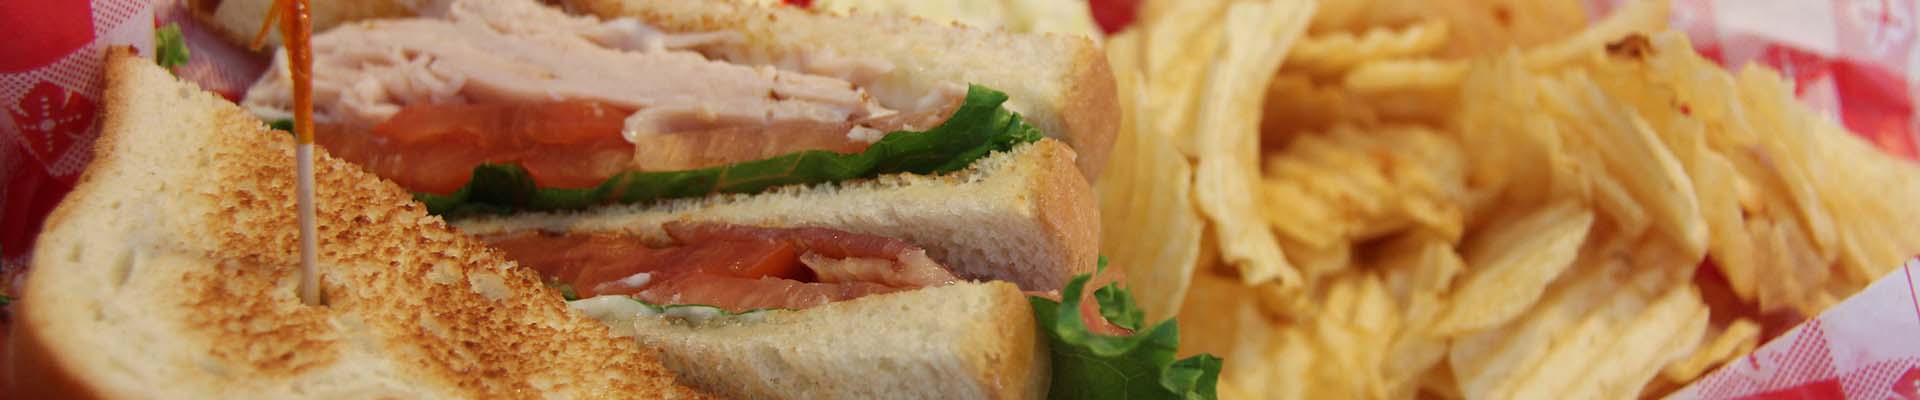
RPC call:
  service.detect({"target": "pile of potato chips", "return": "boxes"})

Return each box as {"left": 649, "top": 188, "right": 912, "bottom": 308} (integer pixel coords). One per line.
{"left": 1097, "top": 0, "right": 1920, "bottom": 398}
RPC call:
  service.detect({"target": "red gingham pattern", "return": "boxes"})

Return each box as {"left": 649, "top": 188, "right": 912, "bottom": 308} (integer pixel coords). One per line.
{"left": 0, "top": 0, "right": 150, "bottom": 178}
{"left": 1674, "top": 259, "right": 1920, "bottom": 399}
{"left": 1840, "top": 357, "right": 1920, "bottom": 398}
{"left": 1690, "top": 320, "right": 1837, "bottom": 399}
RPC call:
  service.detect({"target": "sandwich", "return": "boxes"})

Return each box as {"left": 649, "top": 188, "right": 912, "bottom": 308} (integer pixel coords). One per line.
{"left": 5, "top": 47, "right": 1200, "bottom": 400}
{"left": 234, "top": 1, "right": 1214, "bottom": 398}
{"left": 4, "top": 48, "right": 709, "bottom": 400}
{"left": 10, "top": 0, "right": 1219, "bottom": 398}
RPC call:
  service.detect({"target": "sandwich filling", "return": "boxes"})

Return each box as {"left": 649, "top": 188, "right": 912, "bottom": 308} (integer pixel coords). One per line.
{"left": 243, "top": 0, "right": 966, "bottom": 195}
{"left": 484, "top": 221, "right": 1132, "bottom": 335}
{"left": 482, "top": 221, "right": 960, "bottom": 312}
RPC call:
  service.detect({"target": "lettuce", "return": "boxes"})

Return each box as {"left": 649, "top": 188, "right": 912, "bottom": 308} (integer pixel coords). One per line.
{"left": 1031, "top": 259, "right": 1223, "bottom": 400}
{"left": 417, "top": 84, "right": 1044, "bottom": 216}
{"left": 155, "top": 23, "right": 190, "bottom": 72}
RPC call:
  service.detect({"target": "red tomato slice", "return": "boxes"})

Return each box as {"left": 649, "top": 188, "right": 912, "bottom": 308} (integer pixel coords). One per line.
{"left": 318, "top": 101, "right": 635, "bottom": 194}
{"left": 480, "top": 223, "right": 962, "bottom": 311}
{"left": 485, "top": 231, "right": 810, "bottom": 298}
{"left": 518, "top": 142, "right": 633, "bottom": 189}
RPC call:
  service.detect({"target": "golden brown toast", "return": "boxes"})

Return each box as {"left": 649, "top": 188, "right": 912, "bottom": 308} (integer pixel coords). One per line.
{"left": 5, "top": 48, "right": 707, "bottom": 400}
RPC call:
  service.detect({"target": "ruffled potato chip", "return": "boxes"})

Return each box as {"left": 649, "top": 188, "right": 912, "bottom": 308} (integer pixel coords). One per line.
{"left": 1099, "top": 65, "right": 1204, "bottom": 322}
{"left": 1289, "top": 19, "right": 1451, "bottom": 76}
{"left": 1191, "top": 0, "right": 1315, "bottom": 288}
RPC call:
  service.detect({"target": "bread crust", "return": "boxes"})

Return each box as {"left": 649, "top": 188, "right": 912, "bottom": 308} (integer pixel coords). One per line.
{"left": 1026, "top": 141, "right": 1102, "bottom": 287}
{"left": 963, "top": 282, "right": 1049, "bottom": 399}
{"left": 1057, "top": 43, "right": 1119, "bottom": 179}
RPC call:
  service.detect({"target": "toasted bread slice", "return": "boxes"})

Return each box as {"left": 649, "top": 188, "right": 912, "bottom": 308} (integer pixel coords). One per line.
{"left": 572, "top": 281, "right": 1046, "bottom": 400}
{"left": 4, "top": 49, "right": 706, "bottom": 399}
{"left": 454, "top": 139, "right": 1099, "bottom": 291}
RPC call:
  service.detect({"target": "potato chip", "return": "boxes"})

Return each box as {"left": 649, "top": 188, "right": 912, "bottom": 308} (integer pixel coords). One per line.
{"left": 1537, "top": 72, "right": 1707, "bottom": 259}
{"left": 1693, "top": 149, "right": 1762, "bottom": 302}
{"left": 1750, "top": 213, "right": 1833, "bottom": 316}
{"left": 1425, "top": 0, "right": 1591, "bottom": 58}
{"left": 1371, "top": 232, "right": 1464, "bottom": 326}
{"left": 1453, "top": 56, "right": 1586, "bottom": 212}
{"left": 1449, "top": 252, "right": 1621, "bottom": 400}
{"left": 1589, "top": 285, "right": 1710, "bottom": 398}
{"left": 1343, "top": 58, "right": 1469, "bottom": 93}
{"left": 1191, "top": 0, "right": 1314, "bottom": 287}
{"left": 1302, "top": 273, "right": 1399, "bottom": 398}
{"left": 1140, "top": 0, "right": 1227, "bottom": 149}
{"left": 1373, "top": 235, "right": 1463, "bottom": 398}
{"left": 1305, "top": 0, "right": 1374, "bottom": 33}
{"left": 1352, "top": 87, "right": 1460, "bottom": 126}
{"left": 1419, "top": 364, "right": 1465, "bottom": 400}
{"left": 1449, "top": 241, "right": 1695, "bottom": 399}
{"left": 1100, "top": 72, "right": 1204, "bottom": 322}
{"left": 1260, "top": 73, "right": 1380, "bottom": 139}
{"left": 1177, "top": 268, "right": 1263, "bottom": 358}
{"left": 1431, "top": 201, "right": 1593, "bottom": 335}
{"left": 1521, "top": 0, "right": 1668, "bottom": 68}
{"left": 1662, "top": 318, "right": 1760, "bottom": 383}
{"left": 1277, "top": 235, "right": 1352, "bottom": 285}
{"left": 1262, "top": 126, "right": 1468, "bottom": 252}
{"left": 1289, "top": 19, "right": 1450, "bottom": 76}
{"left": 1505, "top": 284, "right": 1707, "bottom": 399}
{"left": 1734, "top": 67, "right": 1840, "bottom": 262}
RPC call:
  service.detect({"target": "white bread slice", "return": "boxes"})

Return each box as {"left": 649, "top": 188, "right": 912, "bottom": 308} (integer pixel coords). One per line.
{"left": 580, "top": 281, "right": 1047, "bottom": 400}
{"left": 566, "top": 0, "right": 1118, "bottom": 179}
{"left": 4, "top": 49, "right": 706, "bottom": 399}
{"left": 453, "top": 139, "right": 1099, "bottom": 291}
{"left": 193, "top": 0, "right": 1117, "bottom": 179}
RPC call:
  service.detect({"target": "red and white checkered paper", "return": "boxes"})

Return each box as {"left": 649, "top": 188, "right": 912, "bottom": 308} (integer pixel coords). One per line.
{"left": 0, "top": 0, "right": 154, "bottom": 280}
{"left": 1668, "top": 259, "right": 1920, "bottom": 400}
{"left": 0, "top": 0, "right": 263, "bottom": 280}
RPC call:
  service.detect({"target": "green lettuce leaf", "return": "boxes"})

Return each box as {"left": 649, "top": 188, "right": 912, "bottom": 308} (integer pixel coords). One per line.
{"left": 155, "top": 23, "right": 190, "bottom": 72}
{"left": 1031, "top": 260, "right": 1223, "bottom": 400}
{"left": 417, "top": 84, "right": 1044, "bottom": 216}
{"left": 1094, "top": 282, "right": 1145, "bottom": 331}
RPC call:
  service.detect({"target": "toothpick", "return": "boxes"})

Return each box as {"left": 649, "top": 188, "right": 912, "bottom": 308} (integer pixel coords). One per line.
{"left": 256, "top": 0, "right": 321, "bottom": 306}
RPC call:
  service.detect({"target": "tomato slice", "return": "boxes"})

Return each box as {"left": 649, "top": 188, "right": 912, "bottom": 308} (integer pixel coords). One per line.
{"left": 318, "top": 101, "right": 635, "bottom": 194}
{"left": 480, "top": 223, "right": 961, "bottom": 311}
{"left": 570, "top": 236, "right": 805, "bottom": 297}
{"left": 374, "top": 101, "right": 627, "bottom": 146}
